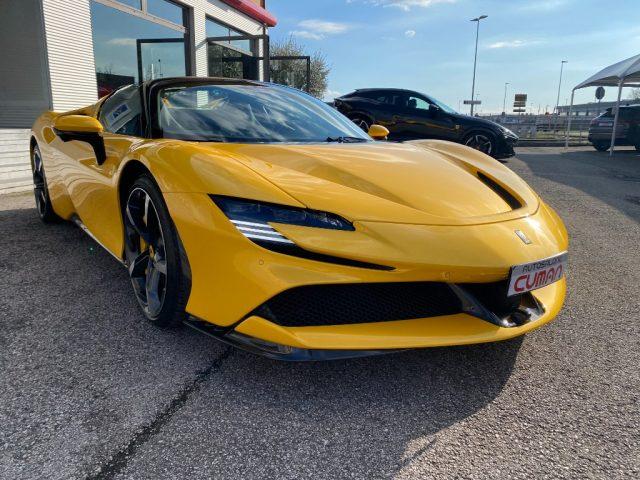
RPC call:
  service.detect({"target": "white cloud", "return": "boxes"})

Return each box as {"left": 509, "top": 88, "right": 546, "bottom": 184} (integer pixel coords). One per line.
{"left": 404, "top": 30, "right": 416, "bottom": 38}
{"left": 290, "top": 30, "right": 325, "bottom": 40}
{"left": 106, "top": 38, "right": 137, "bottom": 46}
{"left": 350, "top": 0, "right": 456, "bottom": 11}
{"left": 488, "top": 39, "right": 541, "bottom": 49}
{"left": 291, "top": 19, "right": 352, "bottom": 40}
{"left": 298, "top": 19, "right": 351, "bottom": 34}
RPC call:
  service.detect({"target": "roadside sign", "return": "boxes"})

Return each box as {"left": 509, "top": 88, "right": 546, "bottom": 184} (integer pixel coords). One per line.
{"left": 463, "top": 100, "right": 481, "bottom": 105}
{"left": 514, "top": 93, "right": 527, "bottom": 108}
{"left": 513, "top": 108, "right": 526, "bottom": 113}
{"left": 595, "top": 86, "right": 605, "bottom": 100}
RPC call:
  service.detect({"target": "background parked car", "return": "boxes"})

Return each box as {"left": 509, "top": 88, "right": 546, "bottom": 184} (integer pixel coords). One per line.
{"left": 334, "top": 88, "right": 518, "bottom": 159}
{"left": 588, "top": 105, "right": 640, "bottom": 152}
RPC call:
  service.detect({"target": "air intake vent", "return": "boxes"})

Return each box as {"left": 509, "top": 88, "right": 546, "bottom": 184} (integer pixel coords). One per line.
{"left": 477, "top": 172, "right": 522, "bottom": 210}
{"left": 251, "top": 282, "right": 463, "bottom": 327}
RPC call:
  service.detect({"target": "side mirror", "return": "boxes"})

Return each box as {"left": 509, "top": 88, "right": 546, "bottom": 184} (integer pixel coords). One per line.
{"left": 368, "top": 124, "right": 390, "bottom": 140}
{"left": 53, "top": 115, "right": 106, "bottom": 165}
{"left": 54, "top": 115, "right": 104, "bottom": 134}
{"left": 429, "top": 104, "right": 441, "bottom": 116}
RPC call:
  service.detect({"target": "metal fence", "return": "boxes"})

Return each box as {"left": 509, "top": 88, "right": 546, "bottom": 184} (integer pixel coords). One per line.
{"left": 480, "top": 114, "right": 594, "bottom": 141}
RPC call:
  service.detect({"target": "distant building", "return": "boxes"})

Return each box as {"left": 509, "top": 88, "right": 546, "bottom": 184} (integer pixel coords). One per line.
{"left": 557, "top": 100, "right": 640, "bottom": 116}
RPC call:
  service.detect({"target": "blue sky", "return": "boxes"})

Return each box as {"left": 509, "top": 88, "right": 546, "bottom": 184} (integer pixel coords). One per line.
{"left": 268, "top": 0, "right": 640, "bottom": 113}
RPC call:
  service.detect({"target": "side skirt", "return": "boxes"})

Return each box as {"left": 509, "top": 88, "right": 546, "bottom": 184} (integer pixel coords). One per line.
{"left": 71, "top": 215, "right": 125, "bottom": 266}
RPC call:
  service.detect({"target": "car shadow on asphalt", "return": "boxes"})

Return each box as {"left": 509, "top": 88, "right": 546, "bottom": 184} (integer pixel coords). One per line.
{"left": 1, "top": 203, "right": 523, "bottom": 479}
{"left": 214, "top": 336, "right": 523, "bottom": 477}
{"left": 517, "top": 148, "right": 640, "bottom": 224}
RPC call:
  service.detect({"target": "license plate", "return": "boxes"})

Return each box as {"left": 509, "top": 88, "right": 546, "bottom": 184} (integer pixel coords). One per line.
{"left": 599, "top": 121, "right": 613, "bottom": 127}
{"left": 507, "top": 253, "right": 567, "bottom": 297}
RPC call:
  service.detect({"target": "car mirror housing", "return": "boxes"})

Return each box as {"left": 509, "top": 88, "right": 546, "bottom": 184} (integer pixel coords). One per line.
{"left": 53, "top": 115, "right": 104, "bottom": 134}
{"left": 368, "top": 124, "right": 389, "bottom": 140}
{"left": 53, "top": 115, "right": 106, "bottom": 165}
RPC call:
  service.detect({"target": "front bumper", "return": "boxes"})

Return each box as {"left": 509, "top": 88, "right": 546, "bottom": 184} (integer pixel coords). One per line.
{"left": 164, "top": 193, "right": 567, "bottom": 356}
{"left": 493, "top": 134, "right": 518, "bottom": 159}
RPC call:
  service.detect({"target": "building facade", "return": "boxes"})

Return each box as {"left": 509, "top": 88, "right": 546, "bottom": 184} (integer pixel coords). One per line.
{"left": 0, "top": 0, "right": 277, "bottom": 193}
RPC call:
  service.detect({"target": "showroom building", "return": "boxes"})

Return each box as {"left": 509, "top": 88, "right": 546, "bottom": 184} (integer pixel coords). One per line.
{"left": 0, "top": 0, "right": 277, "bottom": 193}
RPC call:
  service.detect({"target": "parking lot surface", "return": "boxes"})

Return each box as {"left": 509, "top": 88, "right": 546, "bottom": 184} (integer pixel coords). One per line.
{"left": 1, "top": 147, "right": 638, "bottom": 479}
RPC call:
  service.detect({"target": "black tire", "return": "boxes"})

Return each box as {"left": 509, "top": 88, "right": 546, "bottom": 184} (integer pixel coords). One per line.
{"left": 349, "top": 114, "right": 372, "bottom": 133}
{"left": 122, "top": 175, "right": 190, "bottom": 327}
{"left": 593, "top": 142, "right": 609, "bottom": 152}
{"left": 463, "top": 131, "right": 496, "bottom": 156}
{"left": 31, "top": 144, "right": 60, "bottom": 223}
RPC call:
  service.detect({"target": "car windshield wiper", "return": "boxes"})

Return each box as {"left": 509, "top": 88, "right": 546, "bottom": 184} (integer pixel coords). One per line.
{"left": 325, "top": 136, "right": 368, "bottom": 143}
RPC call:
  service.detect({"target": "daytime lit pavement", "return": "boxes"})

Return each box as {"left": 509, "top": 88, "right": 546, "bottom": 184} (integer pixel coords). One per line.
{"left": 1, "top": 146, "right": 638, "bottom": 479}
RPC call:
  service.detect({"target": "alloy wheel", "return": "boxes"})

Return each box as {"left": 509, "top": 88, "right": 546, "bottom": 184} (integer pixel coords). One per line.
{"left": 124, "top": 187, "right": 168, "bottom": 318}
{"left": 465, "top": 134, "right": 493, "bottom": 155}
{"left": 32, "top": 150, "right": 47, "bottom": 217}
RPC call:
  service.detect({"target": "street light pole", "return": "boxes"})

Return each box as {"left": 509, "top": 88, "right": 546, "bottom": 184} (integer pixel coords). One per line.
{"left": 503, "top": 82, "right": 509, "bottom": 114}
{"left": 555, "top": 60, "right": 567, "bottom": 115}
{"left": 470, "top": 15, "right": 488, "bottom": 116}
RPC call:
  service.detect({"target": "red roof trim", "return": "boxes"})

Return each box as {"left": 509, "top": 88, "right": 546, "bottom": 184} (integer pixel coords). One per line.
{"left": 219, "top": 0, "right": 277, "bottom": 27}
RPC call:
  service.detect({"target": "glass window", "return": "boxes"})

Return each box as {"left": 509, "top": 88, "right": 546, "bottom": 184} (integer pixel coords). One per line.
{"left": 406, "top": 95, "right": 430, "bottom": 111}
{"left": 90, "top": 1, "right": 186, "bottom": 96}
{"left": 147, "top": 0, "right": 184, "bottom": 26}
{"left": 116, "top": 0, "right": 141, "bottom": 9}
{"left": 156, "top": 83, "right": 372, "bottom": 143}
{"left": 206, "top": 17, "right": 252, "bottom": 54}
{"left": 99, "top": 85, "right": 142, "bottom": 135}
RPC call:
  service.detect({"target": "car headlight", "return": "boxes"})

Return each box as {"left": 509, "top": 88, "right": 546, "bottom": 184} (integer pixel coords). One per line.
{"left": 500, "top": 125, "right": 517, "bottom": 138}
{"left": 210, "top": 195, "right": 392, "bottom": 271}
{"left": 211, "top": 195, "right": 354, "bottom": 245}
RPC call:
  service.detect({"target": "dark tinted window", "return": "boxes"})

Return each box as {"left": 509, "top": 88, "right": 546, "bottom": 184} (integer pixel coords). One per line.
{"left": 99, "top": 85, "right": 143, "bottom": 136}
{"left": 356, "top": 91, "right": 405, "bottom": 106}
{"left": 620, "top": 107, "right": 640, "bottom": 120}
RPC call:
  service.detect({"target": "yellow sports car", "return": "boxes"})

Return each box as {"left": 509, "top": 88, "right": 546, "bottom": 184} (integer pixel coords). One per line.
{"left": 31, "top": 77, "right": 568, "bottom": 360}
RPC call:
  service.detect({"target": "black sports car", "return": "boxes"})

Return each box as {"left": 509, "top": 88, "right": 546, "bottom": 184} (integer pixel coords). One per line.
{"left": 335, "top": 88, "right": 518, "bottom": 159}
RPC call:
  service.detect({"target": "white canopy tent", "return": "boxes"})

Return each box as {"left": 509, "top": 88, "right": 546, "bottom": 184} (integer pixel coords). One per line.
{"left": 565, "top": 53, "right": 640, "bottom": 155}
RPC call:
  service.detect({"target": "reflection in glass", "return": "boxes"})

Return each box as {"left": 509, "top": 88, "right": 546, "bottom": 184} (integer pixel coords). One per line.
{"left": 205, "top": 17, "right": 252, "bottom": 54}
{"left": 115, "top": 0, "right": 141, "bottom": 10}
{"left": 147, "top": 0, "right": 184, "bottom": 26}
{"left": 90, "top": 1, "right": 186, "bottom": 96}
{"left": 157, "top": 83, "right": 372, "bottom": 143}
{"left": 208, "top": 44, "right": 253, "bottom": 79}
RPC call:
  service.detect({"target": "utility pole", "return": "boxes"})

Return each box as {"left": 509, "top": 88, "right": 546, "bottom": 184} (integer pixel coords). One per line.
{"left": 470, "top": 15, "right": 488, "bottom": 116}
{"left": 503, "top": 82, "right": 509, "bottom": 114}
{"left": 555, "top": 60, "right": 567, "bottom": 114}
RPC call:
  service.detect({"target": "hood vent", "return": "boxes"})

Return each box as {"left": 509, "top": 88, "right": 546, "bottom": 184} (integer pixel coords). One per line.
{"left": 477, "top": 172, "right": 522, "bottom": 210}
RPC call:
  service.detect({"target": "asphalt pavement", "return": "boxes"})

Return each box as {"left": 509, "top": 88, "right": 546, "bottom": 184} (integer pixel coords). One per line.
{"left": 0, "top": 147, "right": 638, "bottom": 479}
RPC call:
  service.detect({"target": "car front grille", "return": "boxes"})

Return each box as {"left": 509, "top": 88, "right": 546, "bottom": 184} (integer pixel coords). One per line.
{"left": 250, "top": 282, "right": 464, "bottom": 327}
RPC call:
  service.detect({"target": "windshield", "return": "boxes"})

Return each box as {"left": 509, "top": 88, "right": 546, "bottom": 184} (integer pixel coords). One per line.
{"left": 156, "top": 83, "right": 372, "bottom": 143}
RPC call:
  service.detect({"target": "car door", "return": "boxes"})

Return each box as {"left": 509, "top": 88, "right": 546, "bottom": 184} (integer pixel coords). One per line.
{"left": 54, "top": 86, "right": 144, "bottom": 255}
{"left": 394, "top": 94, "right": 458, "bottom": 141}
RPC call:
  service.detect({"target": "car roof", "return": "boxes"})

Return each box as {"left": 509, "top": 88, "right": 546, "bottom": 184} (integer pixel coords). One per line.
{"left": 144, "top": 76, "right": 267, "bottom": 89}
{"left": 353, "top": 88, "right": 418, "bottom": 93}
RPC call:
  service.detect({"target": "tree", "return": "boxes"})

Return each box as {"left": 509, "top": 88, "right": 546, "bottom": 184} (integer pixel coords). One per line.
{"left": 269, "top": 37, "right": 330, "bottom": 99}
{"left": 629, "top": 88, "right": 640, "bottom": 100}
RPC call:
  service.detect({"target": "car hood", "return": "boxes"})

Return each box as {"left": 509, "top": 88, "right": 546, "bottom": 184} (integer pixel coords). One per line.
{"left": 450, "top": 112, "right": 504, "bottom": 130}
{"left": 194, "top": 140, "right": 539, "bottom": 226}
